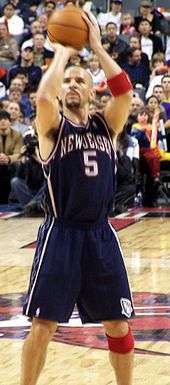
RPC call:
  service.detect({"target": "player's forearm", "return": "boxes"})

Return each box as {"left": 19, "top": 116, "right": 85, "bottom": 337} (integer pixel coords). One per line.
{"left": 93, "top": 44, "right": 122, "bottom": 79}
{"left": 37, "top": 49, "right": 70, "bottom": 100}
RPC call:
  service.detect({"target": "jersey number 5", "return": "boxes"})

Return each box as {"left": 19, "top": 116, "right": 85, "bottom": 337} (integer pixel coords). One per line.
{"left": 83, "top": 151, "right": 98, "bottom": 177}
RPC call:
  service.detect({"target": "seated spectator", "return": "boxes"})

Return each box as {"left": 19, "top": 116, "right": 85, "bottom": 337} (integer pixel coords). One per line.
{"left": 120, "top": 13, "right": 136, "bottom": 42}
{"left": 11, "top": 128, "right": 45, "bottom": 215}
{"left": 146, "top": 94, "right": 166, "bottom": 121}
{"left": 137, "top": 18, "right": 164, "bottom": 61}
{"left": 20, "top": 20, "right": 43, "bottom": 50}
{"left": 8, "top": 46, "right": 42, "bottom": 91}
{"left": 0, "top": 2, "right": 24, "bottom": 43}
{"left": 131, "top": 107, "right": 170, "bottom": 205}
{"left": 161, "top": 74, "right": 170, "bottom": 119}
{"left": 28, "top": 91, "right": 37, "bottom": 118}
{"left": 30, "top": 33, "right": 54, "bottom": 71}
{"left": 145, "top": 52, "right": 168, "bottom": 98}
{"left": 0, "top": 109, "right": 23, "bottom": 203}
{"left": 152, "top": 82, "right": 170, "bottom": 133}
{"left": 43, "top": 0, "right": 56, "bottom": 19}
{"left": 86, "top": 54, "right": 106, "bottom": 86}
{"left": 8, "top": 87, "right": 33, "bottom": 122}
{"left": 0, "top": 22, "right": 19, "bottom": 70}
{"left": 115, "top": 126, "right": 140, "bottom": 213}
{"left": 36, "top": 0, "right": 56, "bottom": 17}
{"left": 153, "top": 84, "right": 166, "bottom": 103}
{"left": 135, "top": 0, "right": 164, "bottom": 34}
{"left": 121, "top": 47, "right": 150, "bottom": 91}
{"left": 13, "top": 0, "right": 38, "bottom": 27}
{"left": 101, "top": 22, "right": 129, "bottom": 63}
{"left": 146, "top": 95, "right": 168, "bottom": 149}
{"left": 7, "top": 101, "right": 28, "bottom": 136}
{"left": 126, "top": 94, "right": 144, "bottom": 134}
{"left": 129, "top": 34, "right": 150, "bottom": 70}
{"left": 100, "top": 94, "right": 111, "bottom": 110}
{"left": 97, "top": 0, "right": 122, "bottom": 33}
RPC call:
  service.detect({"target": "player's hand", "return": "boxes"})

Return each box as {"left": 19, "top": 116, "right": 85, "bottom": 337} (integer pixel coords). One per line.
{"left": 47, "top": 38, "right": 78, "bottom": 58}
{"left": 82, "top": 11, "right": 102, "bottom": 52}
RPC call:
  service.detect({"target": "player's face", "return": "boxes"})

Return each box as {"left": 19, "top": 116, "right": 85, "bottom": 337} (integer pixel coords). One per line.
{"left": 62, "top": 67, "right": 93, "bottom": 109}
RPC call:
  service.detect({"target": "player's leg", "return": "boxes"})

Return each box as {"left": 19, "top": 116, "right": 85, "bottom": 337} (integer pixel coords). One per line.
{"left": 103, "top": 319, "right": 134, "bottom": 385}
{"left": 20, "top": 318, "right": 57, "bottom": 385}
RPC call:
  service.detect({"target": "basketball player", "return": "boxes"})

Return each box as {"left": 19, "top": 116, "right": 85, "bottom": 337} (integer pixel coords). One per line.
{"left": 21, "top": 11, "right": 134, "bottom": 385}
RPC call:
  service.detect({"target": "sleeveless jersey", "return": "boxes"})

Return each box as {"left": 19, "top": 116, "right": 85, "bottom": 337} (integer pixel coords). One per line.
{"left": 41, "top": 112, "right": 116, "bottom": 224}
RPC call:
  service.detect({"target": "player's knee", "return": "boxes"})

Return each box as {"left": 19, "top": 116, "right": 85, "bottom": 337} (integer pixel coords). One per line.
{"left": 31, "top": 318, "right": 57, "bottom": 345}
{"left": 104, "top": 321, "right": 134, "bottom": 354}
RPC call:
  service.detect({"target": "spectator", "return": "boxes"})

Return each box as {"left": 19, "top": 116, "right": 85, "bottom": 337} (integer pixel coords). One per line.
{"left": 21, "top": 20, "right": 43, "bottom": 50}
{"left": 101, "top": 22, "right": 129, "bottom": 63}
{"left": 121, "top": 47, "right": 150, "bottom": 90}
{"left": 0, "top": 22, "right": 19, "bottom": 70}
{"left": 138, "top": 19, "right": 164, "bottom": 61}
{"left": 120, "top": 13, "right": 136, "bottom": 42}
{"left": 43, "top": 0, "right": 56, "bottom": 19}
{"left": 115, "top": 126, "right": 140, "bottom": 213}
{"left": 8, "top": 87, "right": 32, "bottom": 122}
{"left": 0, "top": 109, "right": 23, "bottom": 203}
{"left": 0, "top": 2, "right": 24, "bottom": 43}
{"left": 11, "top": 128, "right": 45, "bottom": 215}
{"left": 153, "top": 84, "right": 165, "bottom": 102}
{"left": 7, "top": 101, "right": 28, "bottom": 136}
{"left": 146, "top": 94, "right": 166, "bottom": 122}
{"left": 28, "top": 91, "right": 37, "bottom": 117}
{"left": 129, "top": 34, "right": 150, "bottom": 70}
{"left": 86, "top": 54, "right": 106, "bottom": 86}
{"left": 135, "top": 0, "right": 164, "bottom": 34}
{"left": 97, "top": 0, "right": 122, "bottom": 32}
{"left": 145, "top": 53, "right": 168, "bottom": 98}
{"left": 100, "top": 94, "right": 111, "bottom": 110}
{"left": 30, "top": 33, "right": 54, "bottom": 71}
{"left": 126, "top": 94, "right": 144, "bottom": 134}
{"left": 8, "top": 46, "right": 42, "bottom": 91}
{"left": 36, "top": 0, "right": 56, "bottom": 17}
{"left": 161, "top": 74, "right": 170, "bottom": 119}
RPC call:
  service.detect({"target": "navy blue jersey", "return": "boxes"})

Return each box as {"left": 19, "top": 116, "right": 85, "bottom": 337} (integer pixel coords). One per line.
{"left": 41, "top": 112, "right": 116, "bottom": 224}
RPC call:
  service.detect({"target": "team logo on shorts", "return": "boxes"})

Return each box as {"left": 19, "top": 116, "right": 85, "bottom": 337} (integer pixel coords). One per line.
{"left": 120, "top": 297, "right": 133, "bottom": 318}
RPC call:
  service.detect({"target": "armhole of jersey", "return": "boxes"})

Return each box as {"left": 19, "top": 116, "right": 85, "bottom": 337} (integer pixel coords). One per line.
{"left": 37, "top": 115, "right": 65, "bottom": 165}
{"left": 94, "top": 112, "right": 116, "bottom": 152}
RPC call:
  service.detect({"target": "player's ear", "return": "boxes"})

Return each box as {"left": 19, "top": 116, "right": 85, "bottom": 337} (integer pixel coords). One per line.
{"left": 88, "top": 87, "right": 96, "bottom": 103}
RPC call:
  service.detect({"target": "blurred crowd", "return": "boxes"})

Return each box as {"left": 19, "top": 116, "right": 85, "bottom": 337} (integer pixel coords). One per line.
{"left": 0, "top": 0, "right": 170, "bottom": 214}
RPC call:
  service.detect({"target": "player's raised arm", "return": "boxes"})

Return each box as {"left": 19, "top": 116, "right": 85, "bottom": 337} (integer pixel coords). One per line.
{"left": 82, "top": 12, "right": 133, "bottom": 137}
{"left": 36, "top": 44, "right": 77, "bottom": 138}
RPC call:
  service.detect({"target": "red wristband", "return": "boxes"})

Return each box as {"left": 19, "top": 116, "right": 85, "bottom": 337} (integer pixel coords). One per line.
{"left": 107, "top": 71, "right": 132, "bottom": 97}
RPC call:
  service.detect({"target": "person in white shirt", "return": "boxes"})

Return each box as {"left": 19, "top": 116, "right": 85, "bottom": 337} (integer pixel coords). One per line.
{"left": 86, "top": 54, "right": 106, "bottom": 86}
{"left": 97, "top": 0, "right": 122, "bottom": 33}
{"left": 0, "top": 2, "right": 24, "bottom": 42}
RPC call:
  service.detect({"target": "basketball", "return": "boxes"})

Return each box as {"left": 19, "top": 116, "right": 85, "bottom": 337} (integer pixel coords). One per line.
{"left": 47, "top": 5, "right": 89, "bottom": 50}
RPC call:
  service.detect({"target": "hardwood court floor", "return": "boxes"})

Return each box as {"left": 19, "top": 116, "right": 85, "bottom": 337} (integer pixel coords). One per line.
{"left": 0, "top": 208, "right": 170, "bottom": 385}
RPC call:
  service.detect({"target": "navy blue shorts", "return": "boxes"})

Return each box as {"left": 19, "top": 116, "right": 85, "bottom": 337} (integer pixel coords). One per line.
{"left": 23, "top": 217, "right": 135, "bottom": 323}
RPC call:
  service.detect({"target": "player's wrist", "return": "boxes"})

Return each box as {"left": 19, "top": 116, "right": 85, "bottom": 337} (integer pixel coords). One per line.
{"left": 107, "top": 71, "right": 133, "bottom": 97}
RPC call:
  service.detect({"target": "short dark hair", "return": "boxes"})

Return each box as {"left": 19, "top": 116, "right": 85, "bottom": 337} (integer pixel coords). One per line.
{"left": 105, "top": 22, "right": 117, "bottom": 30}
{"left": 3, "top": 2, "right": 15, "bottom": 10}
{"left": 0, "top": 110, "right": 11, "bottom": 121}
{"left": 139, "top": 18, "right": 152, "bottom": 26}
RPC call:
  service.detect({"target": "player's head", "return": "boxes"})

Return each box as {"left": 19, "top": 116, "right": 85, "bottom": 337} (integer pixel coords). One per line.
{"left": 61, "top": 66, "right": 95, "bottom": 110}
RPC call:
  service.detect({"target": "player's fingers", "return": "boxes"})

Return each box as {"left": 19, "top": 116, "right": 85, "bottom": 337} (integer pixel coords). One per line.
{"left": 84, "top": 10, "right": 97, "bottom": 25}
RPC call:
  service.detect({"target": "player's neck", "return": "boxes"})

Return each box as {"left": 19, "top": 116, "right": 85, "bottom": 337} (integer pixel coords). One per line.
{"left": 63, "top": 106, "right": 89, "bottom": 126}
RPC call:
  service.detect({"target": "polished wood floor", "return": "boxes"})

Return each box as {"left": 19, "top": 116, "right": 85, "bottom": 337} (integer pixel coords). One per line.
{"left": 0, "top": 208, "right": 170, "bottom": 385}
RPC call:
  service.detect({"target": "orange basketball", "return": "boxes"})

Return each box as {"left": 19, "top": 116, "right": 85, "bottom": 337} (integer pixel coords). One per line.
{"left": 47, "top": 5, "right": 89, "bottom": 50}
